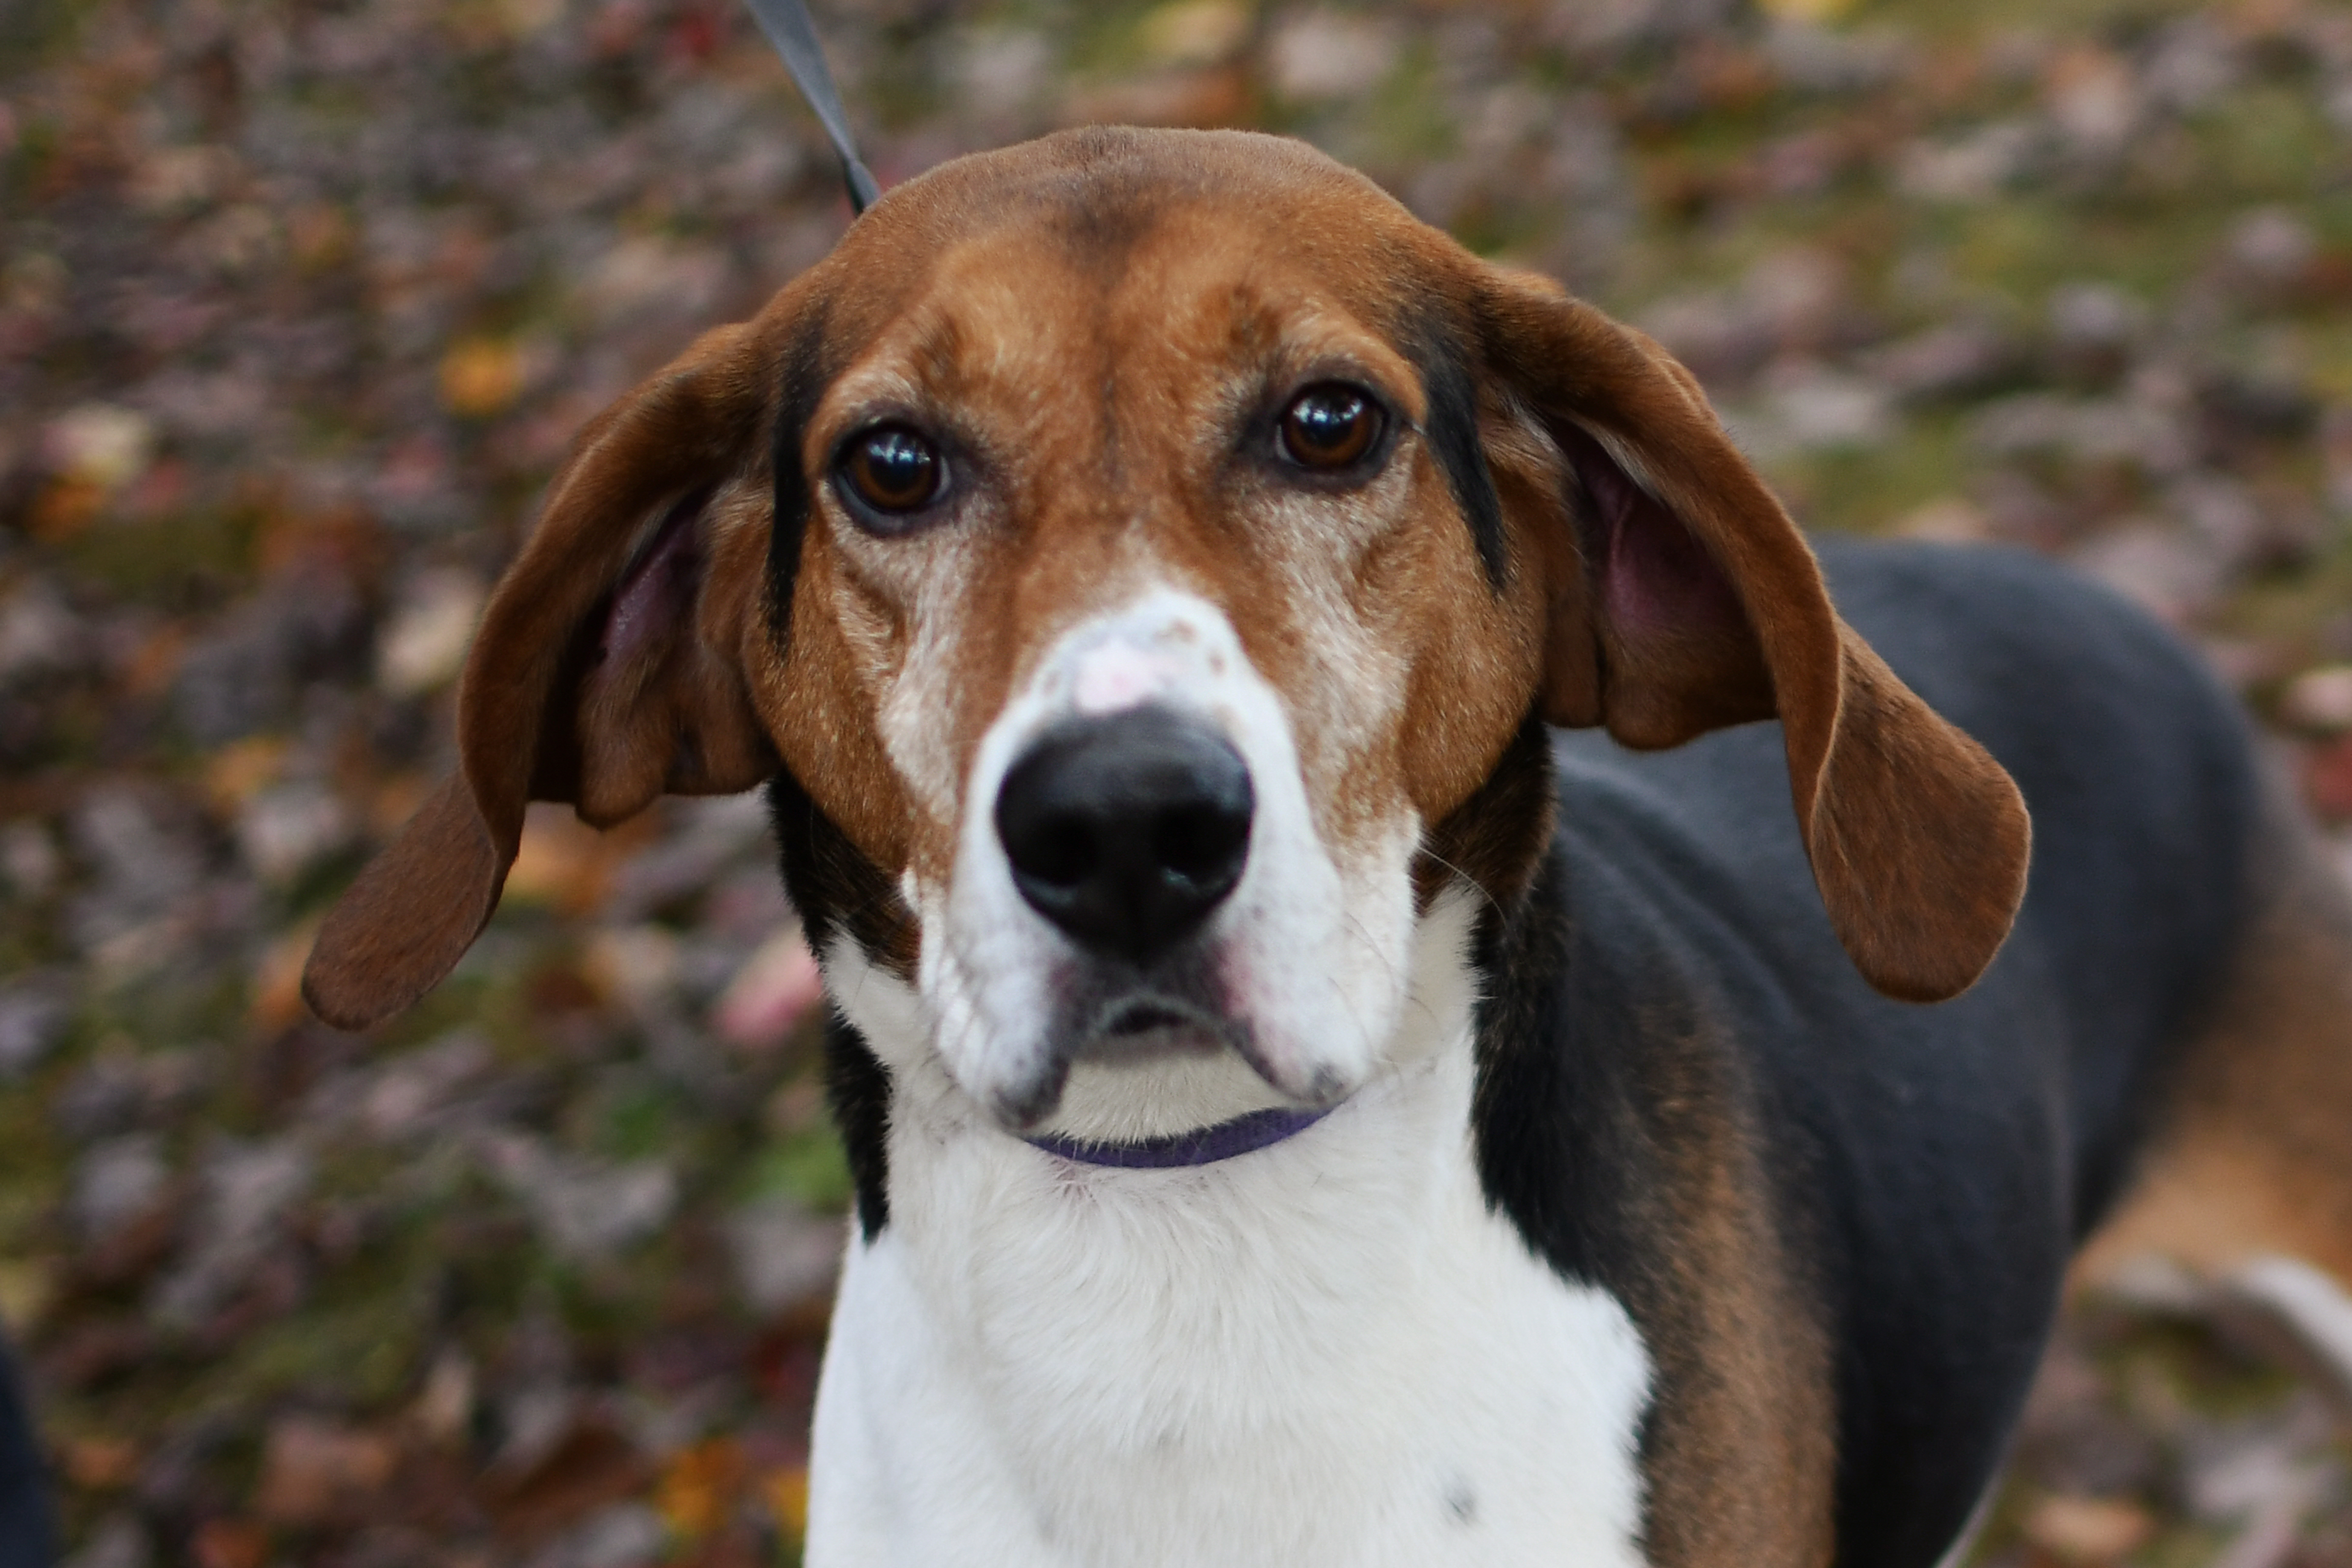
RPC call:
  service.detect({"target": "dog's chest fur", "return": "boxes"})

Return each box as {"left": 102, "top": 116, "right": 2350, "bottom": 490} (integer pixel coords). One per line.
{"left": 806, "top": 901, "right": 1653, "bottom": 1568}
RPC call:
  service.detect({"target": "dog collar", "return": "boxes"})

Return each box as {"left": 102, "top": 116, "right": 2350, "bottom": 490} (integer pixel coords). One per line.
{"left": 1025, "top": 1105, "right": 1336, "bottom": 1169}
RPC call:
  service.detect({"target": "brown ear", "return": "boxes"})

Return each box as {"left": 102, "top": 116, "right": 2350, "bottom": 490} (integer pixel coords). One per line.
{"left": 303, "top": 316, "right": 796, "bottom": 1030}
{"left": 1477, "top": 268, "right": 2030, "bottom": 1002}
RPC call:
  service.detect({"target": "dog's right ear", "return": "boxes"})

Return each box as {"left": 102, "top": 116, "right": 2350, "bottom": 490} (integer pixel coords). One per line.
{"left": 304, "top": 306, "right": 818, "bottom": 1031}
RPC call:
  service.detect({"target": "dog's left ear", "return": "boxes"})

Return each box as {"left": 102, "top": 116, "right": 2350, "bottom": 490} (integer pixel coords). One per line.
{"left": 1474, "top": 267, "right": 2030, "bottom": 1003}
{"left": 303, "top": 311, "right": 806, "bottom": 1030}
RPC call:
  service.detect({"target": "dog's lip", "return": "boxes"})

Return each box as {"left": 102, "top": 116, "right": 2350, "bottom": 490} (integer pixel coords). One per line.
{"left": 1101, "top": 998, "right": 1194, "bottom": 1036}
{"left": 1075, "top": 992, "right": 1232, "bottom": 1059}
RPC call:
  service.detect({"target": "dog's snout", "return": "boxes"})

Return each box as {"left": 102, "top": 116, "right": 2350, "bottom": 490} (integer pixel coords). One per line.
{"left": 995, "top": 707, "right": 1254, "bottom": 964}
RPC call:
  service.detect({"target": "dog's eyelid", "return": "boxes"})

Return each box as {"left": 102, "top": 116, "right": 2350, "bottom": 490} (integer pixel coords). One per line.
{"left": 827, "top": 418, "right": 961, "bottom": 532}
{"left": 1263, "top": 378, "right": 1396, "bottom": 478}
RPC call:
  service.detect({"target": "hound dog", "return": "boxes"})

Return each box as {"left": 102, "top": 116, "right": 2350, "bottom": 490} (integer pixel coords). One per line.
{"left": 303, "top": 127, "right": 2352, "bottom": 1567}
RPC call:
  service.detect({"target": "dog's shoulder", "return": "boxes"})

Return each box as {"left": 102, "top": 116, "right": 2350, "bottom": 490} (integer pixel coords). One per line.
{"left": 1515, "top": 536, "right": 2269, "bottom": 1568}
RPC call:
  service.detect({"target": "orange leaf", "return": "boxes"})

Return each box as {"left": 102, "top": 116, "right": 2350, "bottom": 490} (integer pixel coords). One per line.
{"left": 760, "top": 1465, "right": 811, "bottom": 1538}
{"left": 438, "top": 338, "right": 524, "bottom": 418}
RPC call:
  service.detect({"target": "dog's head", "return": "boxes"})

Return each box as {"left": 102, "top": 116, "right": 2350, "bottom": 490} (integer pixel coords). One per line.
{"left": 304, "top": 127, "right": 2028, "bottom": 1127}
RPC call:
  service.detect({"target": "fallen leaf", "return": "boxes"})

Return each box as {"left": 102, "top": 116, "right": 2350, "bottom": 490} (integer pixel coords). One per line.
{"left": 2280, "top": 665, "right": 2352, "bottom": 732}
{"left": 191, "top": 1518, "right": 269, "bottom": 1568}
{"left": 250, "top": 923, "right": 318, "bottom": 1036}
{"left": 255, "top": 1416, "right": 397, "bottom": 1527}
{"left": 0, "top": 1258, "right": 54, "bottom": 1335}
{"left": 42, "top": 403, "right": 155, "bottom": 490}
{"left": 376, "top": 568, "right": 485, "bottom": 696}
{"left": 202, "top": 736, "right": 290, "bottom": 813}
{"left": 761, "top": 1465, "right": 810, "bottom": 1538}
{"left": 26, "top": 478, "right": 103, "bottom": 542}
{"left": 410, "top": 1348, "right": 476, "bottom": 1447}
{"left": 438, "top": 337, "right": 524, "bottom": 418}
{"left": 1139, "top": 0, "right": 1252, "bottom": 67}
{"left": 2024, "top": 1494, "right": 2155, "bottom": 1562}
{"left": 712, "top": 930, "right": 824, "bottom": 1052}
{"left": 657, "top": 1437, "right": 746, "bottom": 1539}
{"left": 120, "top": 622, "right": 187, "bottom": 699}
{"left": 2305, "top": 735, "right": 2352, "bottom": 820}
{"left": 1760, "top": 0, "right": 1859, "bottom": 17}
{"left": 60, "top": 1434, "right": 139, "bottom": 1489}
{"left": 504, "top": 803, "right": 639, "bottom": 914}
{"left": 1894, "top": 498, "right": 1994, "bottom": 544}
{"left": 486, "top": 1417, "right": 650, "bottom": 1541}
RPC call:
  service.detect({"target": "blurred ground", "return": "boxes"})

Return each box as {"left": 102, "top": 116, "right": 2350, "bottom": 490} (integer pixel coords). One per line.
{"left": 8, "top": 0, "right": 2352, "bottom": 1562}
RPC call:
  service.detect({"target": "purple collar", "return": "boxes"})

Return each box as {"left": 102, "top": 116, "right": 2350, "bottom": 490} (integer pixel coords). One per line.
{"left": 1026, "top": 1105, "right": 1335, "bottom": 1169}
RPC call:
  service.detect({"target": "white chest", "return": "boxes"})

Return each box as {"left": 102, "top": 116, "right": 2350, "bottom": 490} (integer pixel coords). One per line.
{"left": 800, "top": 1038, "right": 1654, "bottom": 1568}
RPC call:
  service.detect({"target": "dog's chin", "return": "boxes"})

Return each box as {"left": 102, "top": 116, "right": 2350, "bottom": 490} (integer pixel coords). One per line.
{"left": 975, "top": 993, "right": 1235, "bottom": 1130}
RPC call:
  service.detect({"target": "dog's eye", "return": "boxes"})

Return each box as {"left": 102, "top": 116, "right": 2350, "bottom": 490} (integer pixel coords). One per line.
{"left": 1278, "top": 384, "right": 1382, "bottom": 471}
{"left": 839, "top": 425, "right": 946, "bottom": 516}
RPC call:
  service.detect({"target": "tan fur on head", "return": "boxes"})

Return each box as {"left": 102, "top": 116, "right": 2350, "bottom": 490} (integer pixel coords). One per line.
{"left": 303, "top": 125, "right": 2028, "bottom": 1034}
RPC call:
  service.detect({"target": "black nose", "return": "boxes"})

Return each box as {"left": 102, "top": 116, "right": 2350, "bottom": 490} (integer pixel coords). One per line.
{"left": 994, "top": 706, "right": 1255, "bottom": 964}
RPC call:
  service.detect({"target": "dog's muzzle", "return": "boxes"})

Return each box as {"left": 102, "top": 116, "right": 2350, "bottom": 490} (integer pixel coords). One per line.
{"left": 994, "top": 705, "right": 1254, "bottom": 966}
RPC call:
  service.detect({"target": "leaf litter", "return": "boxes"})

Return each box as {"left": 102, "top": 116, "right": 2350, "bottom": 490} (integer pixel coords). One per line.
{"left": 13, "top": 0, "right": 2352, "bottom": 1562}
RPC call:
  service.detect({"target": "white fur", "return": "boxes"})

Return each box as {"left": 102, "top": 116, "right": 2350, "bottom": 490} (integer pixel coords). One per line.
{"left": 807, "top": 896, "right": 1654, "bottom": 1568}
{"left": 920, "top": 588, "right": 1418, "bottom": 1130}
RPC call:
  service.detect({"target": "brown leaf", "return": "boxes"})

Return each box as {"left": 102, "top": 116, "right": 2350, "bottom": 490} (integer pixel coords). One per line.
{"left": 438, "top": 338, "right": 525, "bottom": 418}
{"left": 2024, "top": 1494, "right": 2156, "bottom": 1563}
{"left": 60, "top": 1434, "right": 139, "bottom": 1490}
{"left": 255, "top": 1416, "right": 398, "bottom": 1527}
{"left": 191, "top": 1518, "right": 270, "bottom": 1568}
{"left": 487, "top": 1419, "right": 650, "bottom": 1545}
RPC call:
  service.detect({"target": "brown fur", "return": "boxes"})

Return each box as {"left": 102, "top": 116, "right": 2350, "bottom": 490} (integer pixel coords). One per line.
{"left": 1633, "top": 1036, "right": 1840, "bottom": 1568}
{"left": 2076, "top": 783, "right": 2352, "bottom": 1290}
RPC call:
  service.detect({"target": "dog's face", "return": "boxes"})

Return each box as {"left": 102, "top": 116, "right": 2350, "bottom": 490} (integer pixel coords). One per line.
{"left": 773, "top": 152, "right": 1556, "bottom": 1124}
{"left": 304, "top": 129, "right": 2029, "bottom": 1130}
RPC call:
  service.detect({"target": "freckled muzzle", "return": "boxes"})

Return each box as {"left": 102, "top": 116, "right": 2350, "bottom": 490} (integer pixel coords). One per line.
{"left": 993, "top": 705, "right": 1255, "bottom": 967}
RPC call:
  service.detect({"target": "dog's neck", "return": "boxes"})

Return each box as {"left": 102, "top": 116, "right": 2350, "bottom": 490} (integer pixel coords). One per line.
{"left": 806, "top": 892, "right": 1655, "bottom": 1566}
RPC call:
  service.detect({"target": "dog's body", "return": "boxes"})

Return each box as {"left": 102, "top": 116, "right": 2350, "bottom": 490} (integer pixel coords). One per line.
{"left": 803, "top": 539, "right": 2318, "bottom": 1568}
{"left": 303, "top": 128, "right": 2352, "bottom": 1566}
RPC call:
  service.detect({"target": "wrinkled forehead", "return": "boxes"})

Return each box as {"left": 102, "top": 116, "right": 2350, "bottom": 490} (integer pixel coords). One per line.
{"left": 813, "top": 206, "right": 1429, "bottom": 439}
{"left": 800, "top": 133, "right": 1458, "bottom": 391}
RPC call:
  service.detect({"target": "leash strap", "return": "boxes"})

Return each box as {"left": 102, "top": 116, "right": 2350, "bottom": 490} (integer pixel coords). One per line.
{"left": 739, "top": 0, "right": 880, "bottom": 213}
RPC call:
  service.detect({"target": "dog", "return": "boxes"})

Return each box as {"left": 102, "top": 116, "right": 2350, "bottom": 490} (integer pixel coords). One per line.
{"left": 302, "top": 126, "right": 2352, "bottom": 1567}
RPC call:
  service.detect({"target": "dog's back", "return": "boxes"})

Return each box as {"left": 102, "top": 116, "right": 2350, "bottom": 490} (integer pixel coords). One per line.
{"left": 1532, "top": 539, "right": 2292, "bottom": 1565}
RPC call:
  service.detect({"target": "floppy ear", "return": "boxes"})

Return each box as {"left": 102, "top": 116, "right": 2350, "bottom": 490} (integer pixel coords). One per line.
{"left": 302, "top": 315, "right": 801, "bottom": 1030}
{"left": 1476, "top": 267, "right": 2030, "bottom": 1003}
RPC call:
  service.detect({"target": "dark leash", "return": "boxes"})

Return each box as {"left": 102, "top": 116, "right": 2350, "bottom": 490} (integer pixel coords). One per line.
{"left": 739, "top": 0, "right": 879, "bottom": 214}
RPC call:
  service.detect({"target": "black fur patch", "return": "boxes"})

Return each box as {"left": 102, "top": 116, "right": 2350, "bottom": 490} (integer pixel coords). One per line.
{"left": 1415, "top": 712, "right": 1556, "bottom": 915}
{"left": 1399, "top": 311, "right": 1505, "bottom": 588}
{"left": 767, "top": 306, "right": 835, "bottom": 639}
{"left": 825, "top": 1010, "right": 894, "bottom": 1241}
{"left": 767, "top": 767, "right": 912, "bottom": 1239}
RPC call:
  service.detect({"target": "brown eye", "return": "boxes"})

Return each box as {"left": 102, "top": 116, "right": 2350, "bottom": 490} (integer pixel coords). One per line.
{"left": 1278, "top": 384, "right": 1381, "bottom": 470}
{"left": 840, "top": 425, "right": 945, "bottom": 515}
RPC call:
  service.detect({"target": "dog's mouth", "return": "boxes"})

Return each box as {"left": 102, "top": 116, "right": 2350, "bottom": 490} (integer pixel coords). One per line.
{"left": 1079, "top": 991, "right": 1233, "bottom": 1061}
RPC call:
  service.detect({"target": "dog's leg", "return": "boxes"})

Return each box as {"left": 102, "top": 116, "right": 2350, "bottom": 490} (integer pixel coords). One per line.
{"left": 2073, "top": 779, "right": 2352, "bottom": 1396}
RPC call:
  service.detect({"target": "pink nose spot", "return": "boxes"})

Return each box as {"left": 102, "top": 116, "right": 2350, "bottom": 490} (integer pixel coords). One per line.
{"left": 1072, "top": 642, "right": 1176, "bottom": 716}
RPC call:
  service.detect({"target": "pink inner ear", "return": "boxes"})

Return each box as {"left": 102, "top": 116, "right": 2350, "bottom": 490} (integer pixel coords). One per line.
{"left": 601, "top": 490, "right": 710, "bottom": 670}
{"left": 1557, "top": 422, "right": 1744, "bottom": 643}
